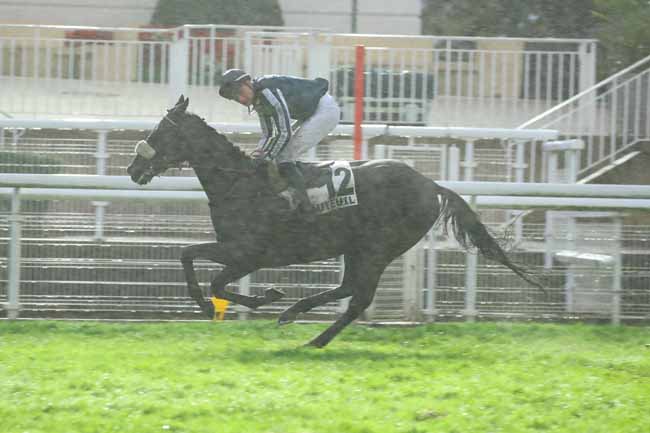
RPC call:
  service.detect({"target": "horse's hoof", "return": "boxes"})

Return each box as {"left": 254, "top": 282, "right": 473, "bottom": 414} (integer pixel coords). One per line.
{"left": 305, "top": 338, "right": 327, "bottom": 349}
{"left": 264, "top": 287, "right": 286, "bottom": 303}
{"left": 200, "top": 303, "right": 215, "bottom": 319}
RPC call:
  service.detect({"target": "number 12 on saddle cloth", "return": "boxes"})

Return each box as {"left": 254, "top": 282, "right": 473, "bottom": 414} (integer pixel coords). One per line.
{"left": 305, "top": 161, "right": 358, "bottom": 215}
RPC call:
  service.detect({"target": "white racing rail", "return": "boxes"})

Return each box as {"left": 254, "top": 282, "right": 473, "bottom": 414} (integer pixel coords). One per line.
{"left": 3, "top": 174, "right": 650, "bottom": 320}
{"left": 0, "top": 118, "right": 558, "bottom": 173}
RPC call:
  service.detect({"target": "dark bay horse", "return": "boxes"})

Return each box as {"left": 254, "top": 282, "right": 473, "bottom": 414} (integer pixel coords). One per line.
{"left": 127, "top": 96, "right": 542, "bottom": 348}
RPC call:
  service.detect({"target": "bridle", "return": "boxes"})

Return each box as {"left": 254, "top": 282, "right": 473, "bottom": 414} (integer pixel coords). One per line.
{"left": 154, "top": 112, "right": 260, "bottom": 204}
{"left": 163, "top": 114, "right": 179, "bottom": 127}
{"left": 158, "top": 113, "right": 254, "bottom": 175}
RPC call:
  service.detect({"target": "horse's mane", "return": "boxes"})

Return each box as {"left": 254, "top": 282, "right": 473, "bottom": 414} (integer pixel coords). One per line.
{"left": 183, "top": 112, "right": 253, "bottom": 168}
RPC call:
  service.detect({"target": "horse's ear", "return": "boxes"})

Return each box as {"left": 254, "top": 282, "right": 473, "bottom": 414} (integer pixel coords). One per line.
{"left": 171, "top": 95, "right": 189, "bottom": 114}
{"left": 180, "top": 97, "right": 189, "bottom": 112}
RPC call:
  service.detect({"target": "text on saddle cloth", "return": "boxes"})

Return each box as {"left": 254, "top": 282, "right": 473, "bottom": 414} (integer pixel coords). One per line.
{"left": 301, "top": 161, "right": 359, "bottom": 215}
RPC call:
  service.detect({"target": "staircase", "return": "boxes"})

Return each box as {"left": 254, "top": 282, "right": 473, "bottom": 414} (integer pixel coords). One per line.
{"left": 519, "top": 54, "right": 650, "bottom": 182}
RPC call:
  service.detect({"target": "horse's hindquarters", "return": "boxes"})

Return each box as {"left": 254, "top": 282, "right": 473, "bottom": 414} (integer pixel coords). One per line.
{"left": 351, "top": 160, "right": 440, "bottom": 256}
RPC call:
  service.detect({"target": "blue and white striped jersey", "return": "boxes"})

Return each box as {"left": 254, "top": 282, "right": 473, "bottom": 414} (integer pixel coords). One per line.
{"left": 252, "top": 75, "right": 329, "bottom": 159}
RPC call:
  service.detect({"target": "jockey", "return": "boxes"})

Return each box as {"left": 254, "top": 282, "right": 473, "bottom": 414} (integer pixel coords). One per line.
{"left": 218, "top": 69, "right": 340, "bottom": 213}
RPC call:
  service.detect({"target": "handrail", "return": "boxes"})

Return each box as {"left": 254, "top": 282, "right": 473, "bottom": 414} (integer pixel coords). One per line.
{"left": 0, "top": 118, "right": 558, "bottom": 141}
{"left": 2, "top": 186, "right": 650, "bottom": 211}
{"left": 518, "top": 52, "right": 650, "bottom": 129}
{"left": 3, "top": 174, "right": 650, "bottom": 199}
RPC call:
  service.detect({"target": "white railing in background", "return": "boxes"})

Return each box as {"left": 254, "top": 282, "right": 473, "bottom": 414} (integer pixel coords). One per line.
{"left": 4, "top": 174, "right": 650, "bottom": 201}
{"left": 3, "top": 175, "right": 650, "bottom": 323}
{"left": 519, "top": 54, "right": 650, "bottom": 181}
{"left": 0, "top": 24, "right": 596, "bottom": 127}
{"left": 0, "top": 117, "right": 558, "bottom": 180}
{"left": 329, "top": 35, "right": 597, "bottom": 127}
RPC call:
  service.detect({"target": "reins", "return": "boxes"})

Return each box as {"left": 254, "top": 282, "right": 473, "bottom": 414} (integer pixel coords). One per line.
{"left": 163, "top": 113, "right": 262, "bottom": 206}
{"left": 165, "top": 113, "right": 256, "bottom": 176}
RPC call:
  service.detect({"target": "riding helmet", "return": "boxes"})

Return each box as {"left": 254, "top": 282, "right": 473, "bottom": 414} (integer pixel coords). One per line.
{"left": 219, "top": 69, "right": 251, "bottom": 100}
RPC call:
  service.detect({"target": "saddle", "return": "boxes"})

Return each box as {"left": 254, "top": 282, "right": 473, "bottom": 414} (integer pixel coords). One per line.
{"left": 273, "top": 161, "right": 359, "bottom": 215}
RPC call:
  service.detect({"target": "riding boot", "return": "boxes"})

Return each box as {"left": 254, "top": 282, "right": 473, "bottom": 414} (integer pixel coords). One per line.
{"left": 266, "top": 160, "right": 288, "bottom": 194}
{"left": 278, "top": 161, "right": 315, "bottom": 214}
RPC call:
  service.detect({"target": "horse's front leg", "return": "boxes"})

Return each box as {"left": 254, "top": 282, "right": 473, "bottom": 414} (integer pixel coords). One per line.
{"left": 180, "top": 242, "right": 285, "bottom": 317}
{"left": 180, "top": 242, "right": 220, "bottom": 316}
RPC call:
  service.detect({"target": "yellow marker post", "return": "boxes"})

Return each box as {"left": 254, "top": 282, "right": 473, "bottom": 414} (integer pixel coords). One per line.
{"left": 211, "top": 297, "right": 230, "bottom": 321}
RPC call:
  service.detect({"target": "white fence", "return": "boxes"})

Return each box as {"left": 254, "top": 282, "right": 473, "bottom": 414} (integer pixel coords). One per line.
{"left": 0, "top": 24, "right": 597, "bottom": 127}
{"left": 3, "top": 174, "right": 650, "bottom": 323}
{"left": 0, "top": 118, "right": 558, "bottom": 180}
{"left": 1, "top": 119, "right": 648, "bottom": 323}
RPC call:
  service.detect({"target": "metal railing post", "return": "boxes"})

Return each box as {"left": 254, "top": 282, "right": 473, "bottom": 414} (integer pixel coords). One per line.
{"left": 7, "top": 188, "right": 22, "bottom": 319}
{"left": 169, "top": 26, "right": 189, "bottom": 106}
{"left": 462, "top": 140, "right": 476, "bottom": 181}
{"left": 307, "top": 31, "right": 331, "bottom": 80}
{"left": 244, "top": 31, "right": 253, "bottom": 77}
{"left": 612, "top": 216, "right": 623, "bottom": 325}
{"left": 237, "top": 274, "right": 251, "bottom": 320}
{"left": 578, "top": 41, "right": 597, "bottom": 94}
{"left": 402, "top": 242, "right": 423, "bottom": 322}
{"left": 93, "top": 130, "right": 109, "bottom": 241}
{"left": 512, "top": 139, "right": 528, "bottom": 242}
{"left": 514, "top": 139, "right": 527, "bottom": 182}
{"left": 448, "top": 145, "right": 460, "bottom": 181}
{"left": 425, "top": 230, "right": 437, "bottom": 321}
{"left": 373, "top": 144, "right": 386, "bottom": 160}
{"left": 544, "top": 150, "right": 559, "bottom": 269}
{"left": 464, "top": 195, "right": 478, "bottom": 322}
{"left": 338, "top": 255, "right": 350, "bottom": 315}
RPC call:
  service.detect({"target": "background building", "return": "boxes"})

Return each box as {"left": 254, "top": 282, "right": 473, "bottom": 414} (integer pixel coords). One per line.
{"left": 0, "top": 0, "right": 158, "bottom": 27}
{"left": 0, "top": 0, "right": 423, "bottom": 34}
{"left": 278, "top": 0, "right": 422, "bottom": 34}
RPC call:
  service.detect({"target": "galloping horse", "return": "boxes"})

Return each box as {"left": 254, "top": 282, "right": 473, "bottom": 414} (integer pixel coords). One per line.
{"left": 127, "top": 96, "right": 542, "bottom": 348}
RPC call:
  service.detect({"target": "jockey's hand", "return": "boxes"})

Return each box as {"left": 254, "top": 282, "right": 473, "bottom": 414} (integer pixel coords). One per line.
{"left": 250, "top": 149, "right": 267, "bottom": 170}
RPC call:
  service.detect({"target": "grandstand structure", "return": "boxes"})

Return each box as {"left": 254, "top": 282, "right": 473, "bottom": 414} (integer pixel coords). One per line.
{"left": 1, "top": 24, "right": 650, "bottom": 323}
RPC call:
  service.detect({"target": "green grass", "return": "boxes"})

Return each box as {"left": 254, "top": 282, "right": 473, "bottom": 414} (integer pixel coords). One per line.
{"left": 0, "top": 321, "right": 649, "bottom": 433}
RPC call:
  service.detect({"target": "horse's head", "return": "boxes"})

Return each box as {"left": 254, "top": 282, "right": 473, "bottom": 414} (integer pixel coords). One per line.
{"left": 127, "top": 95, "right": 193, "bottom": 185}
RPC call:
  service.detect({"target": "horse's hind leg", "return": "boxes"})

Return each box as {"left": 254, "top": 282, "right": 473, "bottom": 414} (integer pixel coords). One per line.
{"left": 306, "top": 282, "right": 381, "bottom": 348}
{"left": 305, "top": 255, "right": 388, "bottom": 348}
{"left": 278, "top": 283, "right": 353, "bottom": 325}
{"left": 278, "top": 253, "right": 372, "bottom": 324}
{"left": 180, "top": 242, "right": 284, "bottom": 317}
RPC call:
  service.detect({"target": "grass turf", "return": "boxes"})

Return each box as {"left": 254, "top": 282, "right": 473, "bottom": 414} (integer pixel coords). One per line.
{"left": 0, "top": 320, "right": 649, "bottom": 433}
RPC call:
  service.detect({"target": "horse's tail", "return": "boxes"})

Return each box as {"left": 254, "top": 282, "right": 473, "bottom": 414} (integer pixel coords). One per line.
{"left": 433, "top": 184, "right": 544, "bottom": 291}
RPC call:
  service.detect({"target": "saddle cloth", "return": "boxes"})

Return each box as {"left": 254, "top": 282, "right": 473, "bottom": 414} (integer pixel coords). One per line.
{"left": 297, "top": 161, "right": 359, "bottom": 215}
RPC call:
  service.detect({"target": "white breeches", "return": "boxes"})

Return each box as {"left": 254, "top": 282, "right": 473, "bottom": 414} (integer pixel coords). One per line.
{"left": 276, "top": 93, "right": 340, "bottom": 162}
